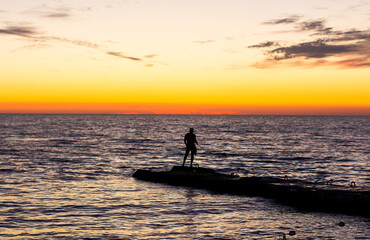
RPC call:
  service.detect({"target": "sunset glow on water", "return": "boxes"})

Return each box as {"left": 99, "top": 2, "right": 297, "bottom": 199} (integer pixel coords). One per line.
{"left": 0, "top": 115, "right": 369, "bottom": 239}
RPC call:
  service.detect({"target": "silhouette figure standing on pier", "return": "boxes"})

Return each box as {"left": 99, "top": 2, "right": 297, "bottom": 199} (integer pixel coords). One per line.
{"left": 182, "top": 128, "right": 198, "bottom": 167}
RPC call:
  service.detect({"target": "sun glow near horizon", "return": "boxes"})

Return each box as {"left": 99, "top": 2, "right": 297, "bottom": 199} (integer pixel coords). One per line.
{"left": 1, "top": 0, "right": 369, "bottom": 115}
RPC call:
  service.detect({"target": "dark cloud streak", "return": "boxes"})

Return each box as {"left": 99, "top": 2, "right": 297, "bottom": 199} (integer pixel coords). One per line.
{"left": 270, "top": 40, "right": 357, "bottom": 60}
{"left": 299, "top": 19, "right": 326, "bottom": 31}
{"left": 1, "top": 23, "right": 145, "bottom": 63}
{"left": 263, "top": 15, "right": 301, "bottom": 25}
{"left": 248, "top": 41, "right": 279, "bottom": 48}
{"left": 250, "top": 16, "right": 370, "bottom": 69}
{"left": 0, "top": 25, "right": 39, "bottom": 38}
{"left": 107, "top": 51, "right": 142, "bottom": 61}
{"left": 43, "top": 12, "right": 71, "bottom": 18}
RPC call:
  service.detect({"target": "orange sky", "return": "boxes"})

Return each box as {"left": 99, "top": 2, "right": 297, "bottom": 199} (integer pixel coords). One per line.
{"left": 1, "top": 103, "right": 369, "bottom": 115}
{"left": 0, "top": 0, "right": 369, "bottom": 115}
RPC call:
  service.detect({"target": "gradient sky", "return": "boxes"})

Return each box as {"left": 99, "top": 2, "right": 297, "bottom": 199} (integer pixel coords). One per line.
{"left": 1, "top": 0, "right": 369, "bottom": 114}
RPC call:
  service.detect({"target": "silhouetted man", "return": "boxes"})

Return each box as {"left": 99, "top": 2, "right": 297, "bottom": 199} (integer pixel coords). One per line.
{"left": 182, "top": 128, "right": 198, "bottom": 167}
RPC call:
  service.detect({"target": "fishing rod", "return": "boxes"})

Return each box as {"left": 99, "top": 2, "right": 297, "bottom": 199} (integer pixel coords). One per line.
{"left": 197, "top": 144, "right": 205, "bottom": 150}
{"left": 198, "top": 144, "right": 227, "bottom": 157}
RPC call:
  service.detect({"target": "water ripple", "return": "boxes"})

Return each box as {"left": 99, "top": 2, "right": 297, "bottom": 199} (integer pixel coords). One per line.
{"left": 0, "top": 115, "right": 369, "bottom": 239}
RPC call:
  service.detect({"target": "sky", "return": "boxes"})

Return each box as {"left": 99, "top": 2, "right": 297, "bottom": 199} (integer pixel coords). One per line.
{"left": 0, "top": 0, "right": 369, "bottom": 115}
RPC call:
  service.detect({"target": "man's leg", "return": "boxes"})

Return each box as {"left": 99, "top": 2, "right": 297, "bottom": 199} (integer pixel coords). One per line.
{"left": 183, "top": 148, "right": 190, "bottom": 166}
{"left": 190, "top": 150, "right": 194, "bottom": 167}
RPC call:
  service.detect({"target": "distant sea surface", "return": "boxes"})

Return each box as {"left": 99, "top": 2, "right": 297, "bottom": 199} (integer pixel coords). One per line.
{"left": 0, "top": 114, "right": 369, "bottom": 239}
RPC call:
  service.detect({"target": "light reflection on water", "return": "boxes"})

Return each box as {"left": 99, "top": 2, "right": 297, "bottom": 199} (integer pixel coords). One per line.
{"left": 0, "top": 114, "right": 369, "bottom": 239}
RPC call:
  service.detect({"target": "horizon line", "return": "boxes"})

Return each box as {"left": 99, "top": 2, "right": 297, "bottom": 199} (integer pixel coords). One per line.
{"left": 0, "top": 102, "right": 369, "bottom": 116}
{"left": 0, "top": 113, "right": 369, "bottom": 117}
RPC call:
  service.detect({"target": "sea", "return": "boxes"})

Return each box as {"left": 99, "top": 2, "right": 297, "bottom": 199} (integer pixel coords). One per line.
{"left": 0, "top": 114, "right": 369, "bottom": 239}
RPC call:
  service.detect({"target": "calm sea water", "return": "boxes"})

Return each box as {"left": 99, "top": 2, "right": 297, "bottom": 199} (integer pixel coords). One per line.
{"left": 0, "top": 114, "right": 369, "bottom": 239}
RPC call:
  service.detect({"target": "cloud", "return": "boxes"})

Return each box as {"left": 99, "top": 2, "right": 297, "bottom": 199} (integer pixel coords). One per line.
{"left": 1, "top": 23, "right": 145, "bottom": 63}
{"left": 0, "top": 25, "right": 39, "bottom": 38}
{"left": 10, "top": 43, "right": 51, "bottom": 52}
{"left": 44, "top": 12, "right": 71, "bottom": 18}
{"left": 263, "top": 15, "right": 301, "bottom": 25}
{"left": 107, "top": 51, "right": 142, "bottom": 61}
{"left": 269, "top": 40, "right": 357, "bottom": 60}
{"left": 248, "top": 41, "right": 279, "bottom": 48}
{"left": 331, "top": 56, "right": 370, "bottom": 68}
{"left": 298, "top": 19, "right": 326, "bottom": 31}
{"left": 263, "top": 15, "right": 369, "bottom": 39}
{"left": 144, "top": 54, "right": 157, "bottom": 58}
{"left": 255, "top": 55, "right": 370, "bottom": 70}
{"left": 265, "top": 17, "right": 333, "bottom": 34}
{"left": 193, "top": 40, "right": 215, "bottom": 44}
{"left": 250, "top": 16, "right": 370, "bottom": 69}
{"left": 42, "top": 36, "right": 100, "bottom": 49}
{"left": 324, "top": 29, "right": 369, "bottom": 41}
{"left": 23, "top": 5, "right": 72, "bottom": 19}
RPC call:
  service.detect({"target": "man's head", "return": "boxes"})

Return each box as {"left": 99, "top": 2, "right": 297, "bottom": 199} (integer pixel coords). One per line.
{"left": 189, "top": 128, "right": 194, "bottom": 133}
